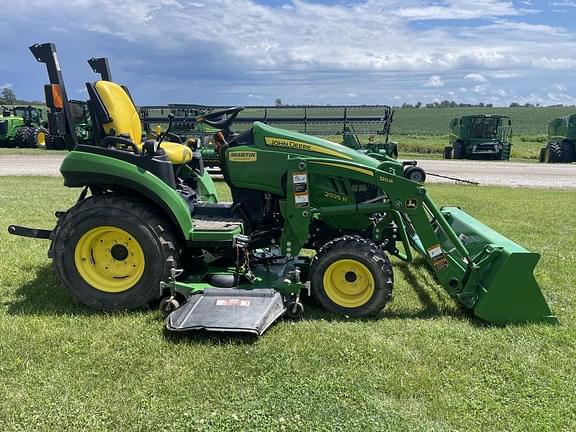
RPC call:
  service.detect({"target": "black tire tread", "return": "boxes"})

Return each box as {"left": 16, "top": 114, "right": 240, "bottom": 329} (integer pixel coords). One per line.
{"left": 547, "top": 142, "right": 563, "bottom": 163}
{"left": 50, "top": 195, "right": 179, "bottom": 310}
{"left": 560, "top": 140, "right": 575, "bottom": 163}
{"left": 310, "top": 235, "right": 393, "bottom": 317}
{"left": 14, "top": 126, "right": 32, "bottom": 148}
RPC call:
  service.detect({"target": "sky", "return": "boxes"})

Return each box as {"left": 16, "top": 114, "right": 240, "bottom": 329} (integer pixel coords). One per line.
{"left": 1, "top": 0, "right": 575, "bottom": 106}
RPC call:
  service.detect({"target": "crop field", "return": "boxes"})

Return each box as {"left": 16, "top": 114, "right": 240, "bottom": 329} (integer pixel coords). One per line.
{"left": 1, "top": 177, "right": 575, "bottom": 431}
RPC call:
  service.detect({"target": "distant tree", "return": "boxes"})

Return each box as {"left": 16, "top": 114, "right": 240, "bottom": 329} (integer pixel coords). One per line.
{"left": 275, "top": 98, "right": 283, "bottom": 107}
{"left": 486, "top": 103, "right": 493, "bottom": 107}
{"left": 415, "top": 101, "right": 422, "bottom": 109}
{"left": 1, "top": 88, "right": 16, "bottom": 104}
{"left": 509, "top": 102, "right": 520, "bottom": 107}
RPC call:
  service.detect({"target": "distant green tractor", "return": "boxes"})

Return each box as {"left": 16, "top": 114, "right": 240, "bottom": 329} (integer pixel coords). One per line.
{"left": 539, "top": 114, "right": 575, "bottom": 163}
{"left": 443, "top": 115, "right": 512, "bottom": 160}
{"left": 0, "top": 105, "right": 48, "bottom": 148}
{"left": 46, "top": 100, "right": 92, "bottom": 149}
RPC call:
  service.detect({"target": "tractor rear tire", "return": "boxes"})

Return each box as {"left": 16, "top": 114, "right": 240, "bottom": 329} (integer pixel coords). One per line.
{"left": 310, "top": 236, "right": 393, "bottom": 318}
{"left": 546, "top": 142, "right": 563, "bottom": 163}
{"left": 14, "top": 127, "right": 32, "bottom": 148}
{"left": 443, "top": 146, "right": 452, "bottom": 159}
{"left": 539, "top": 147, "right": 546, "bottom": 163}
{"left": 30, "top": 127, "right": 49, "bottom": 148}
{"left": 453, "top": 141, "right": 465, "bottom": 159}
{"left": 50, "top": 195, "right": 180, "bottom": 311}
{"left": 560, "top": 140, "right": 575, "bottom": 163}
{"left": 46, "top": 134, "right": 67, "bottom": 150}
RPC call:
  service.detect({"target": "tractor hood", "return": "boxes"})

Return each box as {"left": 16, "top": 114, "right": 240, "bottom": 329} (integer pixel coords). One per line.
{"left": 252, "top": 121, "right": 382, "bottom": 169}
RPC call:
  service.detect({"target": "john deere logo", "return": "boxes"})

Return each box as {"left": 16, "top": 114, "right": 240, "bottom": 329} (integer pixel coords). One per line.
{"left": 264, "top": 136, "right": 353, "bottom": 160}
{"left": 265, "top": 137, "right": 313, "bottom": 152}
{"left": 228, "top": 151, "right": 257, "bottom": 162}
{"left": 405, "top": 199, "right": 418, "bottom": 209}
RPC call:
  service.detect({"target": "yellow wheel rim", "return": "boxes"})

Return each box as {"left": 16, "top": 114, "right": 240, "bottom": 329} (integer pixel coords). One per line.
{"left": 323, "top": 259, "right": 375, "bottom": 308}
{"left": 74, "top": 226, "right": 145, "bottom": 293}
{"left": 36, "top": 131, "right": 46, "bottom": 146}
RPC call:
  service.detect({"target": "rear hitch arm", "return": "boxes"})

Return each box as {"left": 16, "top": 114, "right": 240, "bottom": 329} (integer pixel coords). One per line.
{"left": 8, "top": 225, "right": 52, "bottom": 239}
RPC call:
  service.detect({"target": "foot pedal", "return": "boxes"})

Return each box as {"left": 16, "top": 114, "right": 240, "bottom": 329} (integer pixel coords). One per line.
{"left": 165, "top": 288, "right": 286, "bottom": 336}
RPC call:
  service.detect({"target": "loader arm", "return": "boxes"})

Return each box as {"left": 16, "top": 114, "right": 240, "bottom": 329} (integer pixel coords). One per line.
{"left": 278, "top": 157, "right": 556, "bottom": 324}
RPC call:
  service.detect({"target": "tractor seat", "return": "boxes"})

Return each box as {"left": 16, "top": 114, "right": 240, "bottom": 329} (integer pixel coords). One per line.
{"left": 92, "top": 80, "right": 192, "bottom": 165}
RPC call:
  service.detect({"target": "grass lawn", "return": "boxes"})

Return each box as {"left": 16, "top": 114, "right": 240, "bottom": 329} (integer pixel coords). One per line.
{"left": 0, "top": 177, "right": 575, "bottom": 431}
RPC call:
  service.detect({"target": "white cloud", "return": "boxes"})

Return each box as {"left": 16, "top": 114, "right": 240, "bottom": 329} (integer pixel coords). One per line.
{"left": 0, "top": 83, "right": 13, "bottom": 90}
{"left": 464, "top": 73, "right": 487, "bottom": 82}
{"left": 1, "top": 0, "right": 576, "bottom": 105}
{"left": 552, "top": 84, "right": 567, "bottom": 91}
{"left": 550, "top": 1, "right": 576, "bottom": 6}
{"left": 472, "top": 84, "right": 490, "bottom": 94}
{"left": 424, "top": 75, "right": 444, "bottom": 87}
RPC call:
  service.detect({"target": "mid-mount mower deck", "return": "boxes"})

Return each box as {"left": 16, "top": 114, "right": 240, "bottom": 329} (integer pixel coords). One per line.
{"left": 9, "top": 43, "right": 557, "bottom": 336}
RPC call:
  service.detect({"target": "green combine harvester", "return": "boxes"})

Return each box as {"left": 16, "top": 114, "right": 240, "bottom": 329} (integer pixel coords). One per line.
{"left": 539, "top": 114, "right": 576, "bottom": 163}
{"left": 9, "top": 43, "right": 556, "bottom": 336}
{"left": 140, "top": 104, "right": 399, "bottom": 169}
{"left": 0, "top": 105, "right": 48, "bottom": 148}
{"left": 444, "top": 115, "right": 512, "bottom": 160}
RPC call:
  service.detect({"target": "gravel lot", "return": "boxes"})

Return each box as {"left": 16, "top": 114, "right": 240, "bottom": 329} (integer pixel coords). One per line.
{"left": 0, "top": 154, "right": 575, "bottom": 189}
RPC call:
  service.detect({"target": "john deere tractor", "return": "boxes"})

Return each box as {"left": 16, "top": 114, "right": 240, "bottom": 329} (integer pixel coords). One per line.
{"left": 539, "top": 114, "right": 576, "bottom": 163}
{"left": 9, "top": 43, "right": 556, "bottom": 336}
{"left": 45, "top": 100, "right": 92, "bottom": 150}
{"left": 444, "top": 115, "right": 512, "bottom": 160}
{"left": 0, "top": 105, "right": 48, "bottom": 148}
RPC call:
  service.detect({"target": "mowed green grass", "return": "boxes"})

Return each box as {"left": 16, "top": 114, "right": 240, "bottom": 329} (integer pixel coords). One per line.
{"left": 1, "top": 177, "right": 575, "bottom": 431}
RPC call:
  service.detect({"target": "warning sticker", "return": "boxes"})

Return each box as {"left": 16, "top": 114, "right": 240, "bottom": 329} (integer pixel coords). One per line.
{"left": 427, "top": 244, "right": 449, "bottom": 271}
{"left": 216, "top": 299, "right": 251, "bottom": 307}
{"left": 293, "top": 172, "right": 309, "bottom": 208}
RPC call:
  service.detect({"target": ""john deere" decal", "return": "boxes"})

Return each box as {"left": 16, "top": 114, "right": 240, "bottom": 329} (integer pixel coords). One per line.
{"left": 264, "top": 137, "right": 352, "bottom": 160}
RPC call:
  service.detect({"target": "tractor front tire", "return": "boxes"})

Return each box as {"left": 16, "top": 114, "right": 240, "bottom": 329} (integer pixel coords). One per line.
{"left": 443, "top": 146, "right": 453, "bottom": 159}
{"left": 404, "top": 166, "right": 426, "bottom": 183}
{"left": 310, "top": 236, "right": 393, "bottom": 318}
{"left": 30, "top": 127, "right": 49, "bottom": 148}
{"left": 14, "top": 127, "right": 32, "bottom": 148}
{"left": 50, "top": 195, "right": 180, "bottom": 310}
{"left": 453, "top": 141, "right": 465, "bottom": 159}
{"left": 560, "top": 140, "right": 575, "bottom": 163}
{"left": 539, "top": 147, "right": 546, "bottom": 163}
{"left": 546, "top": 142, "right": 563, "bottom": 163}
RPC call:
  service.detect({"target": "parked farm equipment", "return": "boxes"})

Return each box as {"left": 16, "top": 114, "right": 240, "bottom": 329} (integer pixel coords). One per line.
{"left": 140, "top": 104, "right": 398, "bottom": 167}
{"left": 539, "top": 114, "right": 576, "bottom": 163}
{"left": 0, "top": 105, "right": 48, "bottom": 148}
{"left": 444, "top": 115, "right": 512, "bottom": 160}
{"left": 9, "top": 43, "right": 556, "bottom": 337}
{"left": 45, "top": 100, "right": 92, "bottom": 150}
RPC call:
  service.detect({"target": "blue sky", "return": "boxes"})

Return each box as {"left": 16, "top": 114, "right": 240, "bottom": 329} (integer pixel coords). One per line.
{"left": 1, "top": 0, "right": 575, "bottom": 106}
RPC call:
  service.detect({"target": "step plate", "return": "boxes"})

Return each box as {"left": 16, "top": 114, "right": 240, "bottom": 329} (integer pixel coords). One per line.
{"left": 165, "top": 288, "right": 286, "bottom": 336}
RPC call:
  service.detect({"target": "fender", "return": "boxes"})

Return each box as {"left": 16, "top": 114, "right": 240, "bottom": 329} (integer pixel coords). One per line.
{"left": 60, "top": 151, "right": 193, "bottom": 239}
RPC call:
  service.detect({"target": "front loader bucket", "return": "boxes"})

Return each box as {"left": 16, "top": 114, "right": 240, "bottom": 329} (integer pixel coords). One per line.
{"left": 439, "top": 207, "right": 557, "bottom": 325}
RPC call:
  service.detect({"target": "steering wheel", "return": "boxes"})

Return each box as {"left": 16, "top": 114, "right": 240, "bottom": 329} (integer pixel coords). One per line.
{"left": 196, "top": 106, "right": 244, "bottom": 130}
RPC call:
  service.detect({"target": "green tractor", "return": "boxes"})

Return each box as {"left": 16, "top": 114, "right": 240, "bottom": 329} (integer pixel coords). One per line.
{"left": 0, "top": 105, "right": 48, "bottom": 148}
{"left": 10, "top": 43, "right": 556, "bottom": 336}
{"left": 539, "top": 114, "right": 576, "bottom": 163}
{"left": 45, "top": 100, "right": 93, "bottom": 149}
{"left": 443, "top": 115, "right": 512, "bottom": 160}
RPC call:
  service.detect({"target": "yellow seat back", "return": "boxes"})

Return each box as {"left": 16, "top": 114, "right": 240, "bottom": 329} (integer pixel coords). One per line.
{"left": 95, "top": 81, "right": 142, "bottom": 145}
{"left": 93, "top": 81, "right": 192, "bottom": 165}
